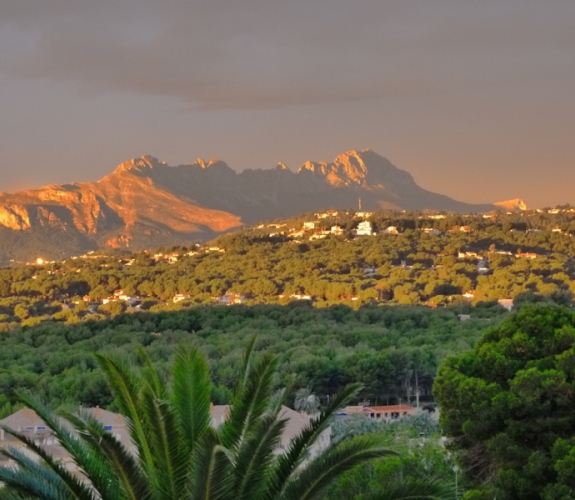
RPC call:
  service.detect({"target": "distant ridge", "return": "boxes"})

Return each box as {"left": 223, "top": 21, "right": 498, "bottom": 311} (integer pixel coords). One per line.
{"left": 0, "top": 149, "right": 523, "bottom": 261}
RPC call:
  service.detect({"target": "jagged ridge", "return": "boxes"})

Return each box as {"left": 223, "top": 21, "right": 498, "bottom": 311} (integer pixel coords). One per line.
{"left": 0, "top": 149, "right": 524, "bottom": 262}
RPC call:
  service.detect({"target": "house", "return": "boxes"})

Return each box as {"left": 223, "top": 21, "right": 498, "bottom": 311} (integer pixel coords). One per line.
{"left": 210, "top": 405, "right": 330, "bottom": 458}
{"left": 290, "top": 293, "right": 313, "bottom": 301}
{"left": 303, "top": 222, "right": 316, "bottom": 230}
{"left": 0, "top": 407, "right": 133, "bottom": 472}
{"left": 355, "top": 221, "right": 373, "bottom": 236}
{"left": 340, "top": 405, "right": 418, "bottom": 421}
{"left": 337, "top": 405, "right": 369, "bottom": 416}
{"left": 309, "top": 234, "right": 327, "bottom": 241}
{"left": 380, "top": 226, "right": 399, "bottom": 235}
{"left": 113, "top": 290, "right": 138, "bottom": 306}
{"left": 218, "top": 292, "right": 246, "bottom": 305}
{"left": 477, "top": 260, "right": 489, "bottom": 274}
{"left": 331, "top": 225, "right": 344, "bottom": 236}
{"left": 363, "top": 267, "right": 378, "bottom": 277}
{"left": 498, "top": 299, "right": 514, "bottom": 311}
{"left": 173, "top": 294, "right": 191, "bottom": 303}
{"left": 362, "top": 405, "right": 418, "bottom": 421}
{"left": 420, "top": 228, "right": 442, "bottom": 236}
{"left": 458, "top": 251, "right": 480, "bottom": 259}
{"left": 516, "top": 252, "right": 537, "bottom": 259}
{"left": 290, "top": 230, "right": 305, "bottom": 239}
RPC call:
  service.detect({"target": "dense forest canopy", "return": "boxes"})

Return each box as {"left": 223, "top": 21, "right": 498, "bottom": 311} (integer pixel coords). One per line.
{"left": 0, "top": 303, "right": 507, "bottom": 416}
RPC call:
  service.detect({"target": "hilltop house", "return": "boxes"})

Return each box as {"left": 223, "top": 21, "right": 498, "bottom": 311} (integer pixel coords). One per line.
{"left": 331, "top": 225, "right": 344, "bottom": 236}
{"left": 355, "top": 221, "right": 373, "bottom": 236}
{"left": 380, "top": 226, "right": 399, "bottom": 235}
{"left": 218, "top": 291, "right": 246, "bottom": 305}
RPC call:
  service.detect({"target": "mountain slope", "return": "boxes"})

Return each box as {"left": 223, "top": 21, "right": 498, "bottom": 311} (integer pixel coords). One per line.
{"left": 0, "top": 149, "right": 523, "bottom": 262}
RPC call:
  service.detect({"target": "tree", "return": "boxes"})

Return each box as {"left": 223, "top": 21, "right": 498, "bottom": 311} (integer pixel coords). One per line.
{"left": 0, "top": 340, "right": 452, "bottom": 500}
{"left": 294, "top": 387, "right": 320, "bottom": 415}
{"left": 434, "top": 305, "right": 575, "bottom": 500}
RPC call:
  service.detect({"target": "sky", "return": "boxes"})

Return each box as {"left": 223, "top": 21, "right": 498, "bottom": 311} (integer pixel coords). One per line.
{"left": 0, "top": 0, "right": 574, "bottom": 208}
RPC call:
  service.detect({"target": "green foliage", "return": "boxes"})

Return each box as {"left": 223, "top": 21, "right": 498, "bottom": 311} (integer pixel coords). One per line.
{"left": 0, "top": 304, "right": 498, "bottom": 410}
{"left": 1, "top": 209, "right": 575, "bottom": 331}
{"left": 434, "top": 304, "right": 575, "bottom": 499}
{"left": 324, "top": 413, "right": 455, "bottom": 500}
{"left": 0, "top": 344, "right": 451, "bottom": 500}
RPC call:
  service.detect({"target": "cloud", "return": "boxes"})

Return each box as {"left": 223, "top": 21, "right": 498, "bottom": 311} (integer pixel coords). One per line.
{"left": 1, "top": 0, "right": 574, "bottom": 110}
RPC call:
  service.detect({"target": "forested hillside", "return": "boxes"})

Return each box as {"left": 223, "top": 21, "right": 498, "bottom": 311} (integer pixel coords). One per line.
{"left": 0, "top": 207, "right": 574, "bottom": 331}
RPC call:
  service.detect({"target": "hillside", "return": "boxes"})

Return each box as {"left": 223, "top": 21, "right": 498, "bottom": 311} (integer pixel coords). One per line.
{"left": 0, "top": 149, "right": 522, "bottom": 263}
{"left": 1, "top": 207, "right": 574, "bottom": 332}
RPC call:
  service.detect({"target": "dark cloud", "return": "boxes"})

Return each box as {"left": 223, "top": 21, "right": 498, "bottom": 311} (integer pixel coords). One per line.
{"left": 2, "top": 0, "right": 573, "bottom": 110}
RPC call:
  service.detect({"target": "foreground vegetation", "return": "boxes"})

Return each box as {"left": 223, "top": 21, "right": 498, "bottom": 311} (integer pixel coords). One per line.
{"left": 0, "top": 341, "right": 453, "bottom": 500}
{"left": 435, "top": 304, "right": 575, "bottom": 499}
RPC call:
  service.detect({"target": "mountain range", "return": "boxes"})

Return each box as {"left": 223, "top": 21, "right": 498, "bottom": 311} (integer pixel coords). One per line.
{"left": 0, "top": 149, "right": 525, "bottom": 263}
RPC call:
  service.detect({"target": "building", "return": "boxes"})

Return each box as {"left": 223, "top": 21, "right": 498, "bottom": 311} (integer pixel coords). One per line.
{"left": 362, "top": 405, "right": 417, "bottom": 421}
{"left": 303, "top": 222, "right": 316, "bottom": 230}
{"left": 498, "top": 298, "right": 514, "bottom": 311}
{"left": 173, "top": 294, "right": 191, "bottom": 303}
{"left": 338, "top": 404, "right": 418, "bottom": 421}
{"left": 210, "top": 405, "right": 330, "bottom": 457}
{"left": 330, "top": 225, "right": 344, "bottom": 236}
{"left": 218, "top": 292, "right": 246, "bottom": 305}
{"left": 0, "top": 407, "right": 133, "bottom": 472}
{"left": 515, "top": 253, "right": 537, "bottom": 259}
{"left": 380, "top": 226, "right": 399, "bottom": 235}
{"left": 355, "top": 221, "right": 373, "bottom": 236}
{"left": 363, "top": 267, "right": 378, "bottom": 277}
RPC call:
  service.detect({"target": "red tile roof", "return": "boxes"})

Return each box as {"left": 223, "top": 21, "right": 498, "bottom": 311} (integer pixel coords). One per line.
{"left": 363, "top": 405, "right": 415, "bottom": 413}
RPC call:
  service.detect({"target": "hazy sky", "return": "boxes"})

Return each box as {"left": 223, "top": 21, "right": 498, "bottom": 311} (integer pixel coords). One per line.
{"left": 1, "top": 0, "right": 574, "bottom": 208}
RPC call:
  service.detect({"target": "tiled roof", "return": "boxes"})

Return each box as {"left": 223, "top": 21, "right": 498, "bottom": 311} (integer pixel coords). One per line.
{"left": 363, "top": 405, "right": 415, "bottom": 412}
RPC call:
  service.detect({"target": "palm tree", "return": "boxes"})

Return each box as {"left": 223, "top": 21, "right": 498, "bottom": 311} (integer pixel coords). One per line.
{"left": 294, "top": 388, "right": 320, "bottom": 415}
{"left": 0, "top": 339, "right": 453, "bottom": 499}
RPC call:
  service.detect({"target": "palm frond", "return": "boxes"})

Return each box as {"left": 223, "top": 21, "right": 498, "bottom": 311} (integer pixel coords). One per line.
{"left": 171, "top": 345, "right": 211, "bottom": 454}
{"left": 67, "top": 415, "right": 151, "bottom": 500}
{"left": 137, "top": 346, "right": 166, "bottom": 399}
{"left": 11, "top": 393, "right": 115, "bottom": 498}
{"left": 232, "top": 414, "right": 287, "bottom": 499}
{"left": 278, "top": 436, "right": 397, "bottom": 500}
{"left": 265, "top": 383, "right": 363, "bottom": 499}
{"left": 0, "top": 446, "right": 81, "bottom": 500}
{"left": 0, "top": 428, "right": 95, "bottom": 500}
{"left": 219, "top": 354, "right": 278, "bottom": 450}
{"left": 188, "top": 429, "right": 234, "bottom": 500}
{"left": 94, "top": 353, "right": 158, "bottom": 488}
{"left": 237, "top": 334, "right": 258, "bottom": 392}
{"left": 139, "top": 384, "right": 187, "bottom": 500}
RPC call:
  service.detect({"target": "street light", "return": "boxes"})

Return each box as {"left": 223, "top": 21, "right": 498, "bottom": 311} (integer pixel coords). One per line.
{"left": 453, "top": 465, "right": 460, "bottom": 500}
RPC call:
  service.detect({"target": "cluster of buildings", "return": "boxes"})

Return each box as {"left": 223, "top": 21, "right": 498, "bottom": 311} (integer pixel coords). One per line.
{"left": 0, "top": 403, "right": 332, "bottom": 474}
{"left": 0, "top": 399, "right": 422, "bottom": 475}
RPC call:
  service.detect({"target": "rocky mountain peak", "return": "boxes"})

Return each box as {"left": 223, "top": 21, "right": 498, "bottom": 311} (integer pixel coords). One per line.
{"left": 494, "top": 198, "right": 528, "bottom": 211}
{"left": 113, "top": 155, "right": 161, "bottom": 174}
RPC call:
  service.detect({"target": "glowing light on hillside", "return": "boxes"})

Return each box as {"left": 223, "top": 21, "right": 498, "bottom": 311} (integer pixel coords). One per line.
{"left": 36, "top": 258, "right": 45, "bottom": 265}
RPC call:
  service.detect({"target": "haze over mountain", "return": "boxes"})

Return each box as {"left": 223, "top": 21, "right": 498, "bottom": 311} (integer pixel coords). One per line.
{"left": 0, "top": 149, "right": 523, "bottom": 263}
